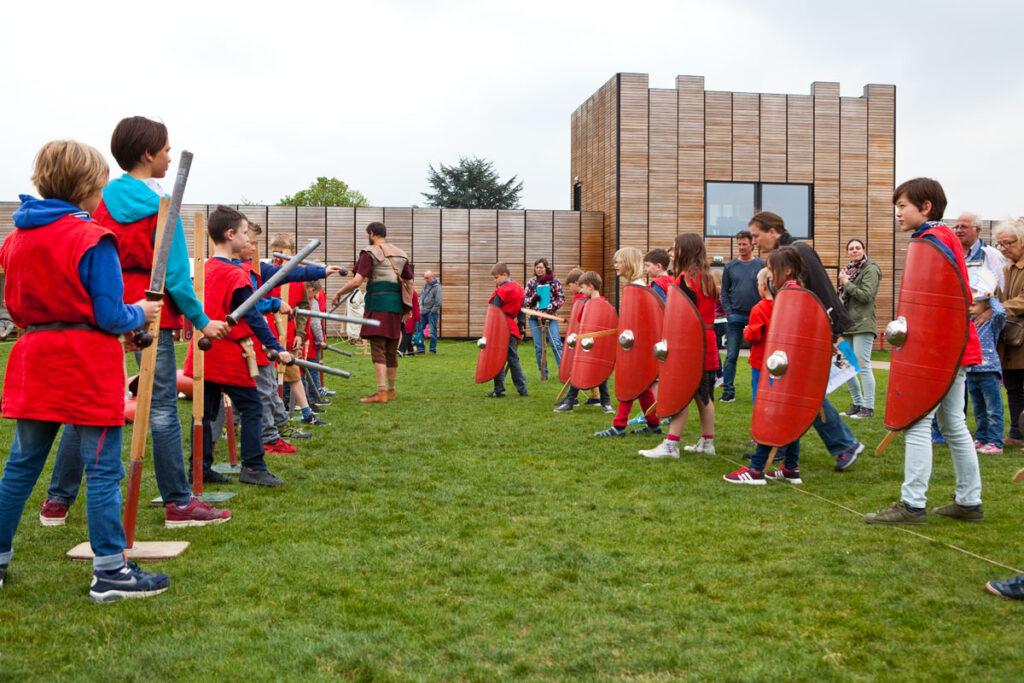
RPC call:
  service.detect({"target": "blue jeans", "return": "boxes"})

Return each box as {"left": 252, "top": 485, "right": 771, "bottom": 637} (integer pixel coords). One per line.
{"left": 47, "top": 329, "right": 192, "bottom": 507}
{"left": 751, "top": 368, "right": 760, "bottom": 403}
{"left": 0, "top": 421, "right": 125, "bottom": 571}
{"left": 565, "top": 381, "right": 609, "bottom": 405}
{"left": 812, "top": 397, "right": 857, "bottom": 456}
{"left": 494, "top": 337, "right": 528, "bottom": 395}
{"left": 967, "top": 371, "right": 1004, "bottom": 448}
{"left": 844, "top": 332, "right": 877, "bottom": 410}
{"left": 722, "top": 314, "right": 748, "bottom": 396}
{"left": 751, "top": 438, "right": 800, "bottom": 471}
{"left": 421, "top": 311, "right": 439, "bottom": 352}
{"left": 199, "top": 381, "right": 266, "bottom": 471}
{"left": 528, "top": 317, "right": 563, "bottom": 374}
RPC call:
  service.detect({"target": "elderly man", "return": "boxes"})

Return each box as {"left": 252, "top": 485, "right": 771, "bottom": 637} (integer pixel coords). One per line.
{"left": 955, "top": 212, "right": 1005, "bottom": 291}
{"left": 419, "top": 270, "right": 442, "bottom": 354}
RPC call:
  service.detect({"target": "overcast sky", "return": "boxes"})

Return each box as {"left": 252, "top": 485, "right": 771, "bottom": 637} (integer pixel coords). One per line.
{"left": 3, "top": 0, "right": 1022, "bottom": 219}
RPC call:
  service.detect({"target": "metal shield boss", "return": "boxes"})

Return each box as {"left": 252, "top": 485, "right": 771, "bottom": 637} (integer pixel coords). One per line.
{"left": 656, "top": 286, "right": 706, "bottom": 419}
{"left": 558, "top": 299, "right": 587, "bottom": 384}
{"left": 750, "top": 287, "right": 833, "bottom": 447}
{"left": 475, "top": 304, "right": 512, "bottom": 383}
{"left": 883, "top": 238, "right": 970, "bottom": 431}
{"left": 615, "top": 285, "right": 664, "bottom": 401}
{"left": 569, "top": 296, "right": 618, "bottom": 390}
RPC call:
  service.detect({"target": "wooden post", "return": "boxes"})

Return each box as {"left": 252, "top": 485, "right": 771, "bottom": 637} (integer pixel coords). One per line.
{"left": 191, "top": 213, "right": 206, "bottom": 494}
{"left": 540, "top": 320, "right": 548, "bottom": 381}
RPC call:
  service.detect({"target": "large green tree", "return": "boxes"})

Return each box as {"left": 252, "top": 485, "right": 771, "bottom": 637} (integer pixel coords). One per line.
{"left": 422, "top": 156, "right": 523, "bottom": 209}
{"left": 279, "top": 177, "right": 369, "bottom": 207}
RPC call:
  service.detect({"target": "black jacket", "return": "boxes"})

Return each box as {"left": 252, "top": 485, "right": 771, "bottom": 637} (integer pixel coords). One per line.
{"left": 778, "top": 233, "right": 852, "bottom": 337}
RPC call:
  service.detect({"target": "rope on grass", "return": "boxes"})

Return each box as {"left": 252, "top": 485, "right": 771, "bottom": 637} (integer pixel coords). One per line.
{"left": 716, "top": 453, "right": 1024, "bottom": 575}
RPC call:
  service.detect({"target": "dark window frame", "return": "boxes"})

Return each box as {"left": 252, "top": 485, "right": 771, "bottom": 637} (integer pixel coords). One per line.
{"left": 703, "top": 181, "right": 814, "bottom": 239}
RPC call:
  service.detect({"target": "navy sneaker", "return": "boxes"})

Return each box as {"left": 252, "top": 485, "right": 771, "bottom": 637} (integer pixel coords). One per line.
{"left": 584, "top": 398, "right": 602, "bottom": 406}
{"left": 632, "top": 425, "right": 663, "bottom": 436}
{"left": 320, "top": 388, "right": 336, "bottom": 397}
{"left": 986, "top": 574, "right": 1024, "bottom": 600}
{"left": 834, "top": 442, "right": 864, "bottom": 472}
{"left": 89, "top": 561, "right": 169, "bottom": 603}
{"left": 594, "top": 426, "right": 627, "bottom": 437}
{"left": 301, "top": 414, "right": 329, "bottom": 426}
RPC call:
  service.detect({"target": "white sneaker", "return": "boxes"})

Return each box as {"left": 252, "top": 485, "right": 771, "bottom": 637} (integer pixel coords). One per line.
{"left": 639, "top": 440, "right": 679, "bottom": 459}
{"left": 683, "top": 438, "right": 716, "bottom": 455}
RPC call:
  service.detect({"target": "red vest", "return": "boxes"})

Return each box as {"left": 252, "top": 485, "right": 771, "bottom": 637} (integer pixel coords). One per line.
{"left": 242, "top": 261, "right": 270, "bottom": 368}
{"left": 0, "top": 215, "right": 127, "bottom": 425}
{"left": 304, "top": 290, "right": 327, "bottom": 359}
{"left": 918, "top": 224, "right": 983, "bottom": 366}
{"left": 184, "top": 258, "right": 256, "bottom": 387}
{"left": 92, "top": 200, "right": 183, "bottom": 329}
{"left": 681, "top": 274, "right": 721, "bottom": 371}
{"left": 265, "top": 272, "right": 305, "bottom": 349}
{"left": 489, "top": 279, "right": 524, "bottom": 338}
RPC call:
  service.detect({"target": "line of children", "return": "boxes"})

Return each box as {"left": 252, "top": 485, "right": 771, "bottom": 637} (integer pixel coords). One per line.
{"left": 0, "top": 140, "right": 170, "bottom": 600}
{"left": 640, "top": 234, "right": 719, "bottom": 459}
{"left": 487, "top": 263, "right": 529, "bottom": 398}
{"left": 553, "top": 271, "right": 612, "bottom": 411}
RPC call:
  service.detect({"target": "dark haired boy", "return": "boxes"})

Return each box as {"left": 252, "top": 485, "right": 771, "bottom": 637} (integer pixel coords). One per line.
{"left": 864, "top": 178, "right": 984, "bottom": 525}
{"left": 644, "top": 248, "right": 674, "bottom": 303}
{"left": 487, "top": 262, "right": 529, "bottom": 397}
{"left": 42, "top": 116, "right": 231, "bottom": 528}
{"left": 184, "top": 206, "right": 294, "bottom": 487}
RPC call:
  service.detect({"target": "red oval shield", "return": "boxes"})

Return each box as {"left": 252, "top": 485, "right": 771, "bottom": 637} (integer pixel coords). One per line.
{"left": 558, "top": 299, "right": 587, "bottom": 384}
{"left": 750, "top": 287, "right": 833, "bottom": 447}
{"left": 615, "top": 285, "right": 665, "bottom": 401}
{"left": 475, "top": 304, "right": 512, "bottom": 383}
{"left": 884, "top": 239, "right": 970, "bottom": 431}
{"left": 570, "top": 296, "right": 618, "bottom": 390}
{"left": 656, "top": 286, "right": 706, "bottom": 418}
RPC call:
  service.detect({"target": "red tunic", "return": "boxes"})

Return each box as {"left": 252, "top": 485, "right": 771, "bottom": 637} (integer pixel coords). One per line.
{"left": 681, "top": 274, "right": 720, "bottom": 371}
{"left": 918, "top": 224, "right": 983, "bottom": 367}
{"left": 0, "top": 215, "right": 127, "bottom": 426}
{"left": 303, "top": 290, "right": 328, "bottom": 360}
{"left": 489, "top": 279, "right": 525, "bottom": 339}
{"left": 184, "top": 258, "right": 256, "bottom": 387}
{"left": 744, "top": 298, "right": 774, "bottom": 370}
{"left": 92, "top": 199, "right": 183, "bottom": 330}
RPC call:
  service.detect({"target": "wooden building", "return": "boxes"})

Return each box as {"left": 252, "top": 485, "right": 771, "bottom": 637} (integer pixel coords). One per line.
{"left": 571, "top": 74, "right": 898, "bottom": 335}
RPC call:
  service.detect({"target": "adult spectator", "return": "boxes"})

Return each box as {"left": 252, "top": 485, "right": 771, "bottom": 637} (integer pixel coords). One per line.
{"left": 747, "top": 211, "right": 864, "bottom": 470}
{"left": 837, "top": 238, "right": 881, "bottom": 419}
{"left": 719, "top": 230, "right": 763, "bottom": 402}
{"left": 994, "top": 217, "right": 1024, "bottom": 446}
{"left": 955, "top": 212, "right": 1005, "bottom": 292}
{"left": 420, "top": 270, "right": 442, "bottom": 354}
{"left": 522, "top": 258, "right": 564, "bottom": 378}
{"left": 332, "top": 221, "right": 413, "bottom": 404}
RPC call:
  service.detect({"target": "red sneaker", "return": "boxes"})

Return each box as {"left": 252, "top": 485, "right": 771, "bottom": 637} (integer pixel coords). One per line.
{"left": 164, "top": 497, "right": 232, "bottom": 528}
{"left": 723, "top": 466, "right": 766, "bottom": 486}
{"left": 264, "top": 438, "right": 297, "bottom": 455}
{"left": 39, "top": 499, "right": 69, "bottom": 526}
{"left": 765, "top": 466, "right": 803, "bottom": 484}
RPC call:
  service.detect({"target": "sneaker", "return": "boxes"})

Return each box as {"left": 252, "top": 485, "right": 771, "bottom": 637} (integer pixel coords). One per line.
{"left": 320, "top": 388, "right": 336, "bottom": 397}
{"left": 974, "top": 440, "right": 984, "bottom": 450}
{"left": 584, "top": 398, "right": 602, "bottom": 406}
{"left": 765, "top": 466, "right": 803, "bottom": 484}
{"left": 238, "top": 467, "right": 284, "bottom": 487}
{"left": 632, "top": 425, "right": 662, "bottom": 436}
{"left": 723, "top": 466, "right": 766, "bottom": 485}
{"left": 601, "top": 403, "right": 615, "bottom": 414}
{"left": 164, "top": 497, "right": 232, "bottom": 528}
{"left": 39, "top": 499, "right": 69, "bottom": 527}
{"left": 487, "top": 391, "right": 506, "bottom": 398}
{"left": 864, "top": 500, "right": 927, "bottom": 525}
{"left": 683, "top": 438, "right": 716, "bottom": 455}
{"left": 720, "top": 393, "right": 736, "bottom": 404}
{"left": 985, "top": 574, "right": 1024, "bottom": 600}
{"left": 301, "top": 414, "right": 329, "bottom": 426}
{"left": 553, "top": 402, "right": 574, "bottom": 413}
{"left": 850, "top": 408, "right": 874, "bottom": 420}
{"left": 89, "top": 561, "right": 169, "bottom": 603}
{"left": 842, "top": 405, "right": 863, "bottom": 417}
{"left": 639, "top": 440, "right": 679, "bottom": 459}
{"left": 978, "top": 444, "right": 1004, "bottom": 455}
{"left": 279, "top": 425, "right": 312, "bottom": 440}
{"left": 307, "top": 403, "right": 324, "bottom": 414}
{"left": 264, "top": 438, "right": 297, "bottom": 455}
{"left": 594, "top": 426, "right": 627, "bottom": 437}
{"left": 315, "top": 398, "right": 332, "bottom": 407}
{"left": 518, "top": 391, "right": 529, "bottom": 397}
{"left": 834, "top": 442, "right": 864, "bottom": 472}
{"left": 202, "top": 469, "right": 232, "bottom": 485}
{"left": 0, "top": 563, "right": 6, "bottom": 589}
{"left": 933, "top": 501, "right": 984, "bottom": 523}
{"left": 627, "top": 413, "right": 646, "bottom": 426}
{"left": 714, "top": 375, "right": 725, "bottom": 388}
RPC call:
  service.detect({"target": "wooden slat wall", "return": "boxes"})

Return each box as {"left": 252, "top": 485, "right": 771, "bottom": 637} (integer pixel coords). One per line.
{"left": 867, "top": 84, "right": 897, "bottom": 333}
{"left": 525, "top": 210, "right": 553, "bottom": 264}
{"left": 326, "top": 207, "right": 355, "bottom": 269}
{"left": 732, "top": 92, "right": 760, "bottom": 182}
{"left": 553, "top": 211, "right": 581, "bottom": 270}
{"left": 705, "top": 91, "right": 733, "bottom": 181}
{"left": 412, "top": 208, "right": 440, "bottom": 264}
{"left": 760, "top": 94, "right": 787, "bottom": 182}
{"left": 618, "top": 73, "right": 650, "bottom": 263}
{"left": 297, "top": 206, "right": 327, "bottom": 264}
{"left": 840, "top": 97, "right": 868, "bottom": 256}
{"left": 268, "top": 205, "right": 298, "bottom": 251}
{"left": 581, "top": 211, "right": 604, "bottom": 274}
{"left": 441, "top": 208, "right": 469, "bottom": 263}
{"left": 648, "top": 88, "right": 678, "bottom": 250}
{"left": 813, "top": 82, "right": 841, "bottom": 267}
{"left": 441, "top": 262, "right": 468, "bottom": 338}
{"left": 497, "top": 210, "right": 525, "bottom": 264}
{"left": 677, "top": 75, "right": 705, "bottom": 234}
{"left": 469, "top": 209, "right": 497, "bottom": 264}
{"left": 241, "top": 205, "right": 268, "bottom": 258}
{"left": 383, "top": 207, "right": 413, "bottom": 258}
{"left": 787, "top": 95, "right": 814, "bottom": 184}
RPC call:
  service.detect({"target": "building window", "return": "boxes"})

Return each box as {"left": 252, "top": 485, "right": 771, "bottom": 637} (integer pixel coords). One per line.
{"left": 704, "top": 182, "right": 813, "bottom": 239}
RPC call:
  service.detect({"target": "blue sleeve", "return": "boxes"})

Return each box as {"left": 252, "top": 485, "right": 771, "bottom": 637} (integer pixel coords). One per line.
{"left": 651, "top": 283, "right": 668, "bottom": 302}
{"left": 259, "top": 262, "right": 327, "bottom": 284}
{"left": 79, "top": 237, "right": 146, "bottom": 334}
{"left": 990, "top": 297, "right": 1006, "bottom": 340}
{"left": 256, "top": 297, "right": 281, "bottom": 314}
{"left": 163, "top": 216, "right": 211, "bottom": 329}
{"left": 230, "top": 287, "right": 283, "bottom": 352}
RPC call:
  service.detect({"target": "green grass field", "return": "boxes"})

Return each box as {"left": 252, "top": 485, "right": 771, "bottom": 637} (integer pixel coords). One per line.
{"left": 0, "top": 340, "right": 1022, "bottom": 680}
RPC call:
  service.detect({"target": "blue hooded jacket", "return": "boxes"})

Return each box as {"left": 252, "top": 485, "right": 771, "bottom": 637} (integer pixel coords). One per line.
{"left": 11, "top": 195, "right": 143, "bottom": 334}
{"left": 103, "top": 174, "right": 210, "bottom": 329}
